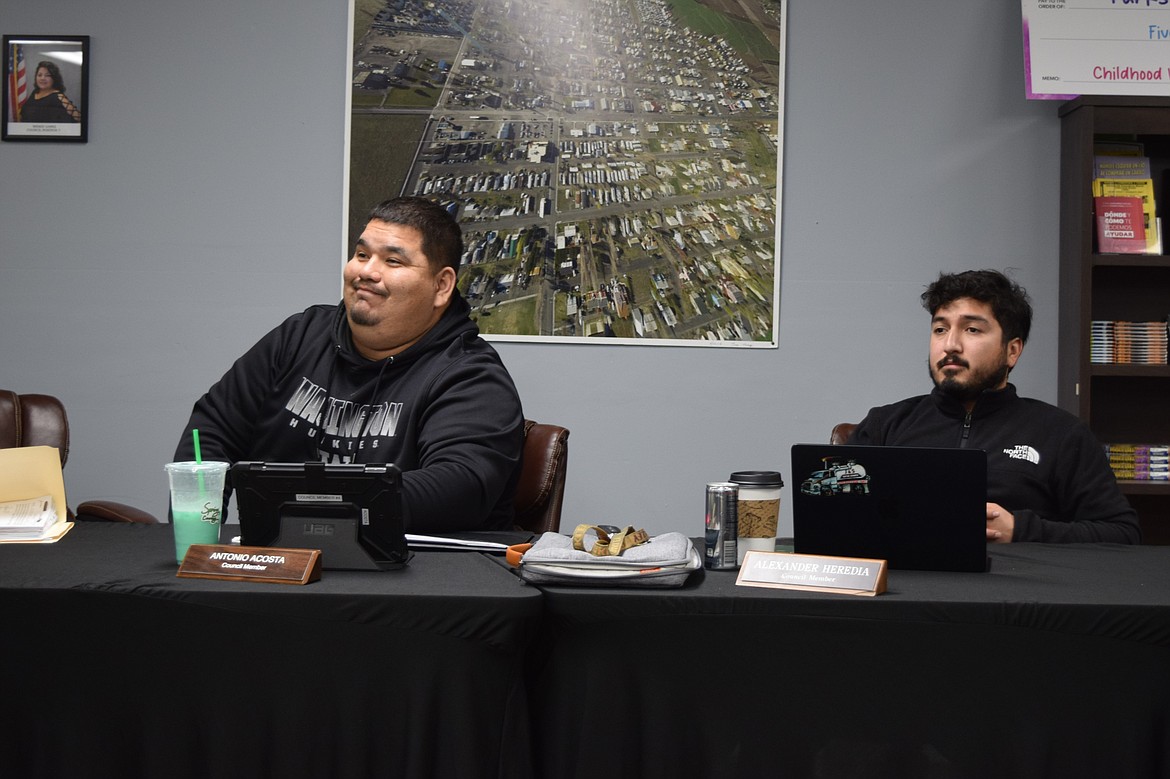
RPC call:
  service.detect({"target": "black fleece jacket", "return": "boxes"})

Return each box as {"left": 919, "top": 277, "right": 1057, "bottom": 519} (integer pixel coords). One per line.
{"left": 848, "top": 384, "right": 1141, "bottom": 544}
{"left": 174, "top": 292, "right": 524, "bottom": 532}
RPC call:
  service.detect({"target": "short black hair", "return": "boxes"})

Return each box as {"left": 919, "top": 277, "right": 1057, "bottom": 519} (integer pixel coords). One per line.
{"left": 921, "top": 269, "right": 1032, "bottom": 344}
{"left": 364, "top": 197, "right": 462, "bottom": 272}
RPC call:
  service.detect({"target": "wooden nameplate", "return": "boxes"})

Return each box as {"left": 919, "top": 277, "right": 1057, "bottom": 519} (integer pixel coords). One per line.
{"left": 735, "top": 550, "right": 887, "bottom": 596}
{"left": 178, "top": 544, "right": 321, "bottom": 585}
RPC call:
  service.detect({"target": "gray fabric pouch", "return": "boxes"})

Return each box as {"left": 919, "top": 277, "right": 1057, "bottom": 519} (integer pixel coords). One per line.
{"left": 518, "top": 531, "right": 701, "bottom": 587}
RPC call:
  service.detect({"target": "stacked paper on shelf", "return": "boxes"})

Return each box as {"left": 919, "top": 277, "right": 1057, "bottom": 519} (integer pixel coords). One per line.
{"left": 1090, "top": 320, "right": 1113, "bottom": 363}
{"left": 1090, "top": 320, "right": 1169, "bottom": 364}
{"left": 1105, "top": 443, "right": 1170, "bottom": 480}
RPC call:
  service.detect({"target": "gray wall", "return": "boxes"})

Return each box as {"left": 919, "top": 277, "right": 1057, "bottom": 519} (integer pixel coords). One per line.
{"left": 0, "top": 0, "right": 1060, "bottom": 537}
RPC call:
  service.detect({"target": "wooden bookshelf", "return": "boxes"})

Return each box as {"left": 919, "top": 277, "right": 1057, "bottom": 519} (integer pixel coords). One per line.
{"left": 1058, "top": 97, "right": 1170, "bottom": 543}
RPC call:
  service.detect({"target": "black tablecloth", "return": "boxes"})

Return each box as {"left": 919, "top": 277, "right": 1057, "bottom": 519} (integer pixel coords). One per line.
{"left": 6, "top": 525, "right": 1170, "bottom": 779}
{"left": 527, "top": 543, "right": 1170, "bottom": 779}
{"left": 0, "top": 523, "right": 541, "bottom": 779}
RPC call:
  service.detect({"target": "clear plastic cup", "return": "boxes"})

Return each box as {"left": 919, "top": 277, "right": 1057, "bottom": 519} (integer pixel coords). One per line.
{"left": 164, "top": 461, "right": 228, "bottom": 563}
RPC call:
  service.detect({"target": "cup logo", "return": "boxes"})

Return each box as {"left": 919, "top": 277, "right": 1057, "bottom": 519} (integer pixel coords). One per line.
{"left": 200, "top": 502, "right": 221, "bottom": 524}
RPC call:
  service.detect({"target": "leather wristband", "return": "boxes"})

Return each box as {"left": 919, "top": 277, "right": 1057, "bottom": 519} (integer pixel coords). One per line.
{"left": 572, "top": 523, "right": 607, "bottom": 552}
{"left": 572, "top": 524, "right": 650, "bottom": 556}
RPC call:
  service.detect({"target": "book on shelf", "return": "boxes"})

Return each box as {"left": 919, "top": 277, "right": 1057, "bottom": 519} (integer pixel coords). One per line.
{"left": 1109, "top": 467, "right": 1169, "bottom": 480}
{"left": 1104, "top": 443, "right": 1170, "bottom": 453}
{"left": 1094, "top": 140, "right": 1145, "bottom": 157}
{"left": 1111, "top": 470, "right": 1169, "bottom": 481}
{"left": 1093, "top": 196, "right": 1147, "bottom": 254}
{"left": 1108, "top": 451, "right": 1169, "bottom": 461}
{"left": 1093, "top": 181, "right": 1158, "bottom": 253}
{"left": 1105, "top": 443, "right": 1170, "bottom": 481}
{"left": 1090, "top": 319, "right": 1169, "bottom": 364}
{"left": 1093, "top": 154, "right": 1151, "bottom": 181}
{"left": 1092, "top": 148, "right": 1158, "bottom": 254}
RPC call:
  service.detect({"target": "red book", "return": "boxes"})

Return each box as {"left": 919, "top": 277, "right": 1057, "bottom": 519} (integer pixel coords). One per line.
{"left": 1094, "top": 196, "right": 1147, "bottom": 253}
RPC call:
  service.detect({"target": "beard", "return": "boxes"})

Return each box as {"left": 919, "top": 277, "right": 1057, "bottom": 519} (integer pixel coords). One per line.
{"left": 929, "top": 354, "right": 1011, "bottom": 404}
{"left": 348, "top": 306, "right": 379, "bottom": 327}
{"left": 346, "top": 282, "right": 387, "bottom": 327}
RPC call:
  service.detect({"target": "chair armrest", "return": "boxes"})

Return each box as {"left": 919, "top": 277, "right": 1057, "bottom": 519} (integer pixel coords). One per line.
{"left": 75, "top": 500, "right": 160, "bottom": 524}
{"left": 829, "top": 422, "right": 858, "bottom": 445}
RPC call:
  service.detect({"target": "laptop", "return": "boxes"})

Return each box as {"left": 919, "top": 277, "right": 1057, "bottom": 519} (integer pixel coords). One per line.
{"left": 232, "top": 461, "right": 411, "bottom": 571}
{"left": 790, "top": 444, "right": 989, "bottom": 572}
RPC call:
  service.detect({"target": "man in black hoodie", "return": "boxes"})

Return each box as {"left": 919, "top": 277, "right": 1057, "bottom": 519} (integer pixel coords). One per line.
{"left": 848, "top": 269, "right": 1140, "bottom": 544}
{"left": 174, "top": 197, "right": 524, "bottom": 532}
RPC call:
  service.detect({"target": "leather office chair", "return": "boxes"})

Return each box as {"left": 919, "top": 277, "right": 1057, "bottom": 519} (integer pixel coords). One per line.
{"left": 0, "top": 390, "right": 158, "bottom": 523}
{"left": 830, "top": 422, "right": 857, "bottom": 445}
{"left": 513, "top": 419, "right": 569, "bottom": 534}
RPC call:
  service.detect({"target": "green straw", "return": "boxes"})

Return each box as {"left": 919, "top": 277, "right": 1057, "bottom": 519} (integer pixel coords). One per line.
{"left": 192, "top": 429, "right": 207, "bottom": 493}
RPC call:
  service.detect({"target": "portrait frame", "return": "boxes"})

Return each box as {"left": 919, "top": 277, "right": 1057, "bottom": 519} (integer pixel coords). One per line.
{"left": 3, "top": 34, "right": 89, "bottom": 143}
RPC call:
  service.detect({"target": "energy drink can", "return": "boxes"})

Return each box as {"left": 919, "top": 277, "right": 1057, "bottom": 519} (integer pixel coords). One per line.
{"left": 704, "top": 482, "right": 739, "bottom": 570}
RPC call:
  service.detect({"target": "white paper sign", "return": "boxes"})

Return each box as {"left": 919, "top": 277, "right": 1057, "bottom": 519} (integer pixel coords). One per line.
{"left": 1023, "top": 0, "right": 1170, "bottom": 99}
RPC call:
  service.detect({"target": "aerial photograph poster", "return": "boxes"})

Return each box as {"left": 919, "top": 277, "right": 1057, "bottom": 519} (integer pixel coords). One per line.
{"left": 346, "top": 0, "right": 786, "bottom": 347}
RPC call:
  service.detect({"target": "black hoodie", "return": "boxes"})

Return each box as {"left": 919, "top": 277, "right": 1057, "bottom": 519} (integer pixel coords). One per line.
{"left": 174, "top": 291, "right": 524, "bottom": 532}
{"left": 848, "top": 384, "right": 1140, "bottom": 544}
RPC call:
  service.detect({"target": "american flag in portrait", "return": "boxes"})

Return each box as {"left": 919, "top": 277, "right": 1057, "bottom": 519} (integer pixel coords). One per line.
{"left": 7, "top": 43, "right": 26, "bottom": 121}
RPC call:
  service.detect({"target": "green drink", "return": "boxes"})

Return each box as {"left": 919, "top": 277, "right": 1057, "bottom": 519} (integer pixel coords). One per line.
{"left": 165, "top": 461, "right": 229, "bottom": 564}
{"left": 171, "top": 508, "right": 222, "bottom": 563}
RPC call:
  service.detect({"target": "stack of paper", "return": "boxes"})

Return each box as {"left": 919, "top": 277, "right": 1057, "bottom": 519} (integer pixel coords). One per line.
{"left": 0, "top": 445, "right": 73, "bottom": 543}
{"left": 0, "top": 495, "right": 60, "bottom": 540}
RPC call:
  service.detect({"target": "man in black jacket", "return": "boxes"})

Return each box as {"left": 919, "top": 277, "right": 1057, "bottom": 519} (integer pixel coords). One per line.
{"left": 848, "top": 269, "right": 1140, "bottom": 544}
{"left": 174, "top": 197, "right": 524, "bottom": 532}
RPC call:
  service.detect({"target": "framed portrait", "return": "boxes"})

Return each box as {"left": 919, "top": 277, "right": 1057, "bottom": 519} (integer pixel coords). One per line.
{"left": 3, "top": 35, "right": 89, "bottom": 142}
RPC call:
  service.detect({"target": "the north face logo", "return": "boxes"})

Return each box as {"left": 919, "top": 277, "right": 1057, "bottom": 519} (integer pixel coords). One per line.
{"left": 1003, "top": 445, "right": 1040, "bottom": 464}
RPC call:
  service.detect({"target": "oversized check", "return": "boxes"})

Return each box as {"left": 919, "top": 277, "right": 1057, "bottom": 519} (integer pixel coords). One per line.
{"left": 1024, "top": 0, "right": 1170, "bottom": 98}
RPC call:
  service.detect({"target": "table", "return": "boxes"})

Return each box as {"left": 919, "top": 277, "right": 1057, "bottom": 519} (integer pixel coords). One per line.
{"left": 526, "top": 543, "right": 1170, "bottom": 779}
{"left": 7, "top": 526, "right": 1170, "bottom": 779}
{"left": 0, "top": 522, "right": 541, "bottom": 779}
